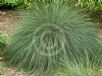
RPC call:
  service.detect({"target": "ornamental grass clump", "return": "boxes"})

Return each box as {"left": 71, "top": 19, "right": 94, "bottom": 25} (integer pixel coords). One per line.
{"left": 5, "top": 4, "right": 102, "bottom": 76}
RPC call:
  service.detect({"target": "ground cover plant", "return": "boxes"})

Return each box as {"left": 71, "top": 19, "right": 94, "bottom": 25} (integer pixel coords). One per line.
{"left": 4, "top": 2, "right": 102, "bottom": 76}
{"left": 0, "top": 32, "right": 7, "bottom": 51}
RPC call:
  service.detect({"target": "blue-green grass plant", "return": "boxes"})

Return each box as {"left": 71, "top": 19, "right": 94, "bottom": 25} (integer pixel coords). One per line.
{"left": 5, "top": 4, "right": 102, "bottom": 76}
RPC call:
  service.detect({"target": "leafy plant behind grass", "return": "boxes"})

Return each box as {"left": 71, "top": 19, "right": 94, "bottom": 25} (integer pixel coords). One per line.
{"left": 0, "top": 0, "right": 18, "bottom": 7}
{"left": 35, "top": 0, "right": 102, "bottom": 11}
{"left": 32, "top": 0, "right": 102, "bottom": 11}
{"left": 5, "top": 4, "right": 102, "bottom": 76}
{"left": 0, "top": 0, "right": 32, "bottom": 9}
{"left": 76, "top": 0, "right": 102, "bottom": 11}
{"left": 0, "top": 0, "right": 102, "bottom": 11}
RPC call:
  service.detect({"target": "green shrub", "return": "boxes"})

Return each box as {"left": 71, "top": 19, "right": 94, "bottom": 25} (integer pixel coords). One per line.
{"left": 0, "top": 0, "right": 102, "bottom": 11}
{"left": 5, "top": 4, "right": 102, "bottom": 76}
{"left": 0, "top": 0, "right": 32, "bottom": 9}
{"left": 0, "top": 32, "right": 7, "bottom": 51}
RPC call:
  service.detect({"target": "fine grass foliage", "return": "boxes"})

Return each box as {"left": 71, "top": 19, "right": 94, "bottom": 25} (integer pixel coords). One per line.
{"left": 58, "top": 60, "right": 95, "bottom": 76}
{"left": 5, "top": 4, "right": 102, "bottom": 76}
{"left": 56, "top": 56, "right": 102, "bottom": 76}
{"left": 58, "top": 54, "right": 102, "bottom": 76}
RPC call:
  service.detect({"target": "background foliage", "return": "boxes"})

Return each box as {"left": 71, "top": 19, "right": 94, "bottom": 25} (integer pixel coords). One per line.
{"left": 0, "top": 0, "right": 102, "bottom": 11}
{"left": 75, "top": 0, "right": 102, "bottom": 11}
